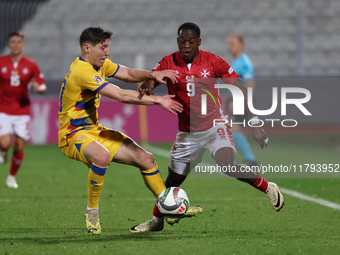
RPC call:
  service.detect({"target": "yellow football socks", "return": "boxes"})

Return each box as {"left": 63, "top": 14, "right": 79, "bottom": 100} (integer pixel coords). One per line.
{"left": 140, "top": 164, "right": 166, "bottom": 198}
{"left": 87, "top": 164, "right": 107, "bottom": 209}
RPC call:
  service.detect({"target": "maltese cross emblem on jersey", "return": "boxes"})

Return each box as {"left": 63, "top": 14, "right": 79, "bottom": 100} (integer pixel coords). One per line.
{"left": 22, "top": 68, "right": 29, "bottom": 75}
{"left": 200, "top": 69, "right": 210, "bottom": 78}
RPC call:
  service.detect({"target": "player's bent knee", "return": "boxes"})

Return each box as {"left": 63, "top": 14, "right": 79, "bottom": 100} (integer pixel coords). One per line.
{"left": 138, "top": 152, "right": 155, "bottom": 170}
{"left": 148, "top": 153, "right": 156, "bottom": 166}
{"left": 0, "top": 146, "right": 10, "bottom": 152}
{"left": 91, "top": 150, "right": 111, "bottom": 167}
{"left": 146, "top": 152, "right": 155, "bottom": 163}
{"left": 0, "top": 138, "right": 11, "bottom": 150}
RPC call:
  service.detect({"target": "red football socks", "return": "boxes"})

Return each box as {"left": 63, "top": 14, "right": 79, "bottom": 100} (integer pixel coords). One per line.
{"left": 153, "top": 201, "right": 163, "bottom": 218}
{"left": 9, "top": 152, "right": 24, "bottom": 176}
{"left": 251, "top": 173, "right": 269, "bottom": 192}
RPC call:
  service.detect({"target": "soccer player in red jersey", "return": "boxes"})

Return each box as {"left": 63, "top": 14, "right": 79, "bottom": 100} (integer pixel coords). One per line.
{"left": 130, "top": 22, "right": 285, "bottom": 232}
{"left": 0, "top": 32, "right": 47, "bottom": 188}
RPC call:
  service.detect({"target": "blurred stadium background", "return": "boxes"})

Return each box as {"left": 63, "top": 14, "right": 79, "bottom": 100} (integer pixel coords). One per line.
{"left": 1, "top": 0, "right": 339, "bottom": 144}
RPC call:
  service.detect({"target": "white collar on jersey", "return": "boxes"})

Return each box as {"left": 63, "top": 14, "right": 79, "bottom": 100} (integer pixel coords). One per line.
{"left": 187, "top": 63, "right": 192, "bottom": 71}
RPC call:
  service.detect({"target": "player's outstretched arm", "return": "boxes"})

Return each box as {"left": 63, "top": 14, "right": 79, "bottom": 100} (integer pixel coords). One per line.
{"left": 99, "top": 83, "right": 183, "bottom": 115}
{"left": 232, "top": 78, "right": 268, "bottom": 149}
{"left": 31, "top": 80, "right": 47, "bottom": 94}
{"left": 114, "top": 66, "right": 178, "bottom": 84}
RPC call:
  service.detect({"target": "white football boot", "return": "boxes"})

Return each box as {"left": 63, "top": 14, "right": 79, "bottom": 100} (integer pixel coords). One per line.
{"left": 6, "top": 175, "right": 18, "bottom": 189}
{"left": 130, "top": 219, "right": 164, "bottom": 233}
{"left": 266, "top": 182, "right": 284, "bottom": 211}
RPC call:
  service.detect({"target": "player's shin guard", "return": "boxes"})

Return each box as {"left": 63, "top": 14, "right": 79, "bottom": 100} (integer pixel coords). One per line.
{"left": 9, "top": 152, "right": 24, "bottom": 176}
{"left": 87, "top": 164, "right": 107, "bottom": 209}
{"left": 140, "top": 164, "right": 166, "bottom": 198}
{"left": 251, "top": 172, "right": 269, "bottom": 192}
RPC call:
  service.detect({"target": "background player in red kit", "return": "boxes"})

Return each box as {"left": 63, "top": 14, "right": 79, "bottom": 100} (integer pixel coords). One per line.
{"left": 130, "top": 22, "right": 285, "bottom": 232}
{"left": 0, "top": 32, "right": 47, "bottom": 188}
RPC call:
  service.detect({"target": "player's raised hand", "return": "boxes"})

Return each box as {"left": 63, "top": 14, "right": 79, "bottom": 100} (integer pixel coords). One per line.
{"left": 252, "top": 127, "right": 268, "bottom": 149}
{"left": 157, "top": 95, "right": 183, "bottom": 115}
{"left": 151, "top": 70, "right": 178, "bottom": 84}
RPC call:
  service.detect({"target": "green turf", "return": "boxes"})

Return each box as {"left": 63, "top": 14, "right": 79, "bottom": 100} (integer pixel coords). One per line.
{"left": 0, "top": 132, "right": 340, "bottom": 254}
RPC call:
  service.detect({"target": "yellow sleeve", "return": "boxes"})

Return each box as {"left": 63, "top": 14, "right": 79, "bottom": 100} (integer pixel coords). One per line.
{"left": 78, "top": 68, "right": 109, "bottom": 93}
{"left": 102, "top": 58, "right": 120, "bottom": 78}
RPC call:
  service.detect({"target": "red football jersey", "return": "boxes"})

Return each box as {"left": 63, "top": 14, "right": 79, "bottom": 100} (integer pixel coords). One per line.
{"left": 153, "top": 50, "right": 239, "bottom": 132}
{"left": 0, "top": 55, "right": 45, "bottom": 115}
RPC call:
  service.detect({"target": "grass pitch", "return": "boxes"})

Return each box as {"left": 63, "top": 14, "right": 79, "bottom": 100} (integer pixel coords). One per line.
{"left": 0, "top": 131, "right": 340, "bottom": 255}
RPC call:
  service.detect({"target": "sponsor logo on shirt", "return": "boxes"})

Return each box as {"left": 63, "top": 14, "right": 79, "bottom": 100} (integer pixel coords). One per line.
{"left": 1, "top": 67, "right": 7, "bottom": 73}
{"left": 93, "top": 75, "right": 103, "bottom": 84}
{"left": 186, "top": 75, "right": 195, "bottom": 82}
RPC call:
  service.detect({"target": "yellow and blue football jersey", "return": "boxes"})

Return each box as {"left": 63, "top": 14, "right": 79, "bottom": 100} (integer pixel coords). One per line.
{"left": 58, "top": 56, "right": 119, "bottom": 147}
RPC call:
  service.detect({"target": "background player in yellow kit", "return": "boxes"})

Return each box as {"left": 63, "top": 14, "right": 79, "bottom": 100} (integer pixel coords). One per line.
{"left": 58, "top": 27, "right": 182, "bottom": 234}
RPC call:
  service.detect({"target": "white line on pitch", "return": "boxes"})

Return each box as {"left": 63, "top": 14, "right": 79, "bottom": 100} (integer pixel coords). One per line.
{"left": 146, "top": 145, "right": 171, "bottom": 158}
{"left": 280, "top": 188, "right": 340, "bottom": 210}
{"left": 146, "top": 144, "right": 340, "bottom": 211}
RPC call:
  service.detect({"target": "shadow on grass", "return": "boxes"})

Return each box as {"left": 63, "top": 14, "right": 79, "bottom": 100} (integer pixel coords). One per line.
{"left": 0, "top": 227, "right": 197, "bottom": 245}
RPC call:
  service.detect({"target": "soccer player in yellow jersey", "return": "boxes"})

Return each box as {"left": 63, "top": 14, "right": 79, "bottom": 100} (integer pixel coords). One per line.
{"left": 58, "top": 27, "right": 183, "bottom": 235}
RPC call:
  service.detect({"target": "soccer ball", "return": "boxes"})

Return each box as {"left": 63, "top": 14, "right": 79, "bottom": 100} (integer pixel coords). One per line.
{"left": 157, "top": 187, "right": 190, "bottom": 216}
